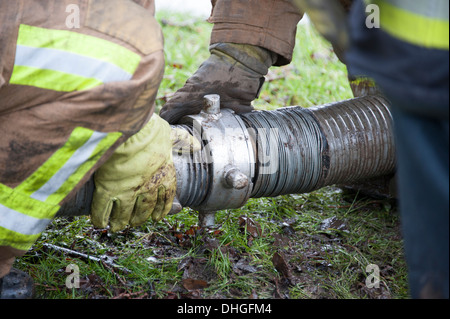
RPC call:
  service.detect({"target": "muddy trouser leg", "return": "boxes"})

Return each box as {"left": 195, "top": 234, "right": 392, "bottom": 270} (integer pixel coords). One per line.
{"left": 391, "top": 105, "right": 449, "bottom": 299}
{"left": 209, "top": 0, "right": 303, "bottom": 65}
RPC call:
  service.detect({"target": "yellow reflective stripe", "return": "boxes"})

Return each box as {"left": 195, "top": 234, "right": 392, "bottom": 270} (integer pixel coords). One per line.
{"left": 17, "top": 128, "right": 122, "bottom": 205}
{"left": 0, "top": 184, "right": 59, "bottom": 220}
{"left": 10, "top": 24, "right": 142, "bottom": 91}
{"left": 16, "top": 24, "right": 141, "bottom": 75}
{"left": 0, "top": 227, "right": 42, "bottom": 251}
{"left": 15, "top": 127, "right": 95, "bottom": 197}
{"left": 373, "top": 0, "right": 449, "bottom": 49}
{"left": 44, "top": 131, "right": 122, "bottom": 204}
{"left": 10, "top": 65, "right": 103, "bottom": 92}
{"left": 0, "top": 184, "right": 59, "bottom": 251}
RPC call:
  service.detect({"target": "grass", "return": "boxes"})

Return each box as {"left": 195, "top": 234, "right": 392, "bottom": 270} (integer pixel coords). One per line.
{"left": 13, "top": 11, "right": 409, "bottom": 299}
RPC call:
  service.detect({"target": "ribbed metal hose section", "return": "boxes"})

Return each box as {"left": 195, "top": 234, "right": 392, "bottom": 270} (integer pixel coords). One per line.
{"left": 241, "top": 95, "right": 395, "bottom": 198}
{"left": 171, "top": 124, "right": 211, "bottom": 208}
{"left": 309, "top": 95, "right": 395, "bottom": 188}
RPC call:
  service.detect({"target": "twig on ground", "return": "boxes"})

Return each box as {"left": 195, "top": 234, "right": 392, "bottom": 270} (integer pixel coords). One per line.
{"left": 42, "top": 243, "right": 131, "bottom": 274}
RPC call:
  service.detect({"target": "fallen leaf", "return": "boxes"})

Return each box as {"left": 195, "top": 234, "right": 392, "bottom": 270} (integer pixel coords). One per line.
{"left": 182, "top": 278, "right": 209, "bottom": 291}
{"left": 179, "top": 257, "right": 217, "bottom": 283}
{"left": 164, "top": 292, "right": 179, "bottom": 299}
{"left": 211, "top": 229, "right": 222, "bottom": 237}
{"left": 232, "top": 258, "right": 258, "bottom": 275}
{"left": 272, "top": 252, "right": 298, "bottom": 285}
{"left": 174, "top": 232, "right": 184, "bottom": 240}
{"left": 239, "top": 216, "right": 262, "bottom": 237}
{"left": 273, "top": 233, "right": 290, "bottom": 248}
{"left": 272, "top": 252, "right": 291, "bottom": 278}
{"left": 185, "top": 225, "right": 201, "bottom": 236}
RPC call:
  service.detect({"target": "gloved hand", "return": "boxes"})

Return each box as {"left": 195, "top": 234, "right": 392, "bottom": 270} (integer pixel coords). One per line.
{"left": 90, "top": 114, "right": 199, "bottom": 232}
{"left": 159, "top": 43, "right": 278, "bottom": 124}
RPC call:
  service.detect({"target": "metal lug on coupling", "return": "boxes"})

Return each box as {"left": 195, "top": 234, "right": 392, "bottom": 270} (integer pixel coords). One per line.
{"left": 198, "top": 210, "right": 216, "bottom": 228}
{"left": 224, "top": 167, "right": 249, "bottom": 190}
{"left": 203, "top": 94, "right": 221, "bottom": 115}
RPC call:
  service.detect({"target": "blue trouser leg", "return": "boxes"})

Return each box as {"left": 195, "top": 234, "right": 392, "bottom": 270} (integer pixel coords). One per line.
{"left": 391, "top": 104, "right": 449, "bottom": 298}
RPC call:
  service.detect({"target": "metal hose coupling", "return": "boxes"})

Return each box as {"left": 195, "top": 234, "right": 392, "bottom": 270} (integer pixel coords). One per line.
{"left": 58, "top": 94, "right": 396, "bottom": 227}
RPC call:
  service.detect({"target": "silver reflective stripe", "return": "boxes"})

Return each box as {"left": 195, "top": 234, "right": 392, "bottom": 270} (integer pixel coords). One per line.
{"left": 30, "top": 131, "right": 109, "bottom": 202}
{"left": 387, "top": 0, "right": 449, "bottom": 20}
{"left": 14, "top": 45, "right": 133, "bottom": 83}
{"left": 0, "top": 203, "right": 51, "bottom": 235}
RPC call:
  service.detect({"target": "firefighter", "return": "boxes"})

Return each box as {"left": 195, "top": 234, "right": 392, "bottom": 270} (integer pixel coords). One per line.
{"left": 0, "top": 0, "right": 199, "bottom": 298}
{"left": 160, "top": 0, "right": 448, "bottom": 298}
{"left": 343, "top": 0, "right": 449, "bottom": 299}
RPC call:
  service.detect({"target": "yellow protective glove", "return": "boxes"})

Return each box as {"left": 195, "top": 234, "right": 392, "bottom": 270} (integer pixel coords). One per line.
{"left": 90, "top": 114, "right": 199, "bottom": 232}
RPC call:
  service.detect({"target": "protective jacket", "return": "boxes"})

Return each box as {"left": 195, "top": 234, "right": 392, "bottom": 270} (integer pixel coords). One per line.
{"left": 0, "top": 0, "right": 163, "bottom": 276}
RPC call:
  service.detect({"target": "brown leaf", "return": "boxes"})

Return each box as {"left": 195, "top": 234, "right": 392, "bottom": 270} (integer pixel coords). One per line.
{"left": 164, "top": 292, "right": 179, "bottom": 299}
{"left": 273, "top": 233, "right": 290, "bottom": 248}
{"left": 212, "top": 229, "right": 222, "bottom": 237}
{"left": 272, "top": 252, "right": 298, "bottom": 285}
{"left": 239, "top": 216, "right": 262, "bottom": 237}
{"left": 272, "top": 252, "right": 291, "bottom": 278}
{"left": 185, "top": 225, "right": 201, "bottom": 236}
{"left": 174, "top": 232, "right": 184, "bottom": 240}
{"left": 232, "top": 258, "right": 258, "bottom": 275}
{"left": 182, "top": 278, "right": 209, "bottom": 291}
